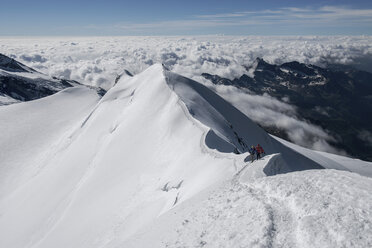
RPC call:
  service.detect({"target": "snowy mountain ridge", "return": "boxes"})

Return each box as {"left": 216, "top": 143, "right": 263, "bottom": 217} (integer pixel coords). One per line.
{"left": 0, "top": 64, "right": 371, "bottom": 248}
{"left": 0, "top": 53, "right": 36, "bottom": 73}
{"left": 0, "top": 53, "right": 105, "bottom": 105}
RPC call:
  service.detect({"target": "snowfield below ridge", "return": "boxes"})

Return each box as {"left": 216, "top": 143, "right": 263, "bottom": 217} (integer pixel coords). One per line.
{"left": 0, "top": 87, "right": 100, "bottom": 198}
{"left": 125, "top": 164, "right": 372, "bottom": 248}
{"left": 0, "top": 64, "right": 371, "bottom": 248}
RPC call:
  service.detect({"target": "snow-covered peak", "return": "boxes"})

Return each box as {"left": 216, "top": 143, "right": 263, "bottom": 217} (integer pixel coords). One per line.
{"left": 112, "top": 64, "right": 322, "bottom": 173}
{"left": 0, "top": 63, "right": 371, "bottom": 248}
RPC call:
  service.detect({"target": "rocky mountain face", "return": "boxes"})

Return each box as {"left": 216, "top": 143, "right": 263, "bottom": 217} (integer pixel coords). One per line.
{"left": 202, "top": 58, "right": 372, "bottom": 161}
{"left": 0, "top": 54, "right": 105, "bottom": 105}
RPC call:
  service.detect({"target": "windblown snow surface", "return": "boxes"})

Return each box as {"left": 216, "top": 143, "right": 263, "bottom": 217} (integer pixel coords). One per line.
{"left": 0, "top": 64, "right": 371, "bottom": 248}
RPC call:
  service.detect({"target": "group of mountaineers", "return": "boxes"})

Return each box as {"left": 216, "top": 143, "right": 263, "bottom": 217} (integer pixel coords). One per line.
{"left": 248, "top": 144, "right": 265, "bottom": 163}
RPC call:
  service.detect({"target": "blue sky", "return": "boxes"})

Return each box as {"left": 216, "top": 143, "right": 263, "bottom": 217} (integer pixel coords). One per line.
{"left": 1, "top": 0, "right": 372, "bottom": 35}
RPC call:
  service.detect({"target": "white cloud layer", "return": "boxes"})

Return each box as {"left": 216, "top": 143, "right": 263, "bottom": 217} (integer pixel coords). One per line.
{"left": 1, "top": 36, "right": 372, "bottom": 89}
{"left": 1, "top": 36, "right": 370, "bottom": 155}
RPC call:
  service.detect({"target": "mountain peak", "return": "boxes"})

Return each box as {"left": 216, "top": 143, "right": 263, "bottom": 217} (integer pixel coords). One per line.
{"left": 280, "top": 61, "right": 318, "bottom": 76}
{"left": 0, "top": 53, "right": 36, "bottom": 73}
{"left": 0, "top": 55, "right": 106, "bottom": 104}
{"left": 255, "top": 57, "right": 276, "bottom": 71}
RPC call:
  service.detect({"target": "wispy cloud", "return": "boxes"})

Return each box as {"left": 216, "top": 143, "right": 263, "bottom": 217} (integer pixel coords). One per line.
{"left": 197, "top": 6, "right": 372, "bottom": 21}
{"left": 108, "top": 6, "right": 372, "bottom": 33}
{"left": 113, "top": 19, "right": 266, "bottom": 31}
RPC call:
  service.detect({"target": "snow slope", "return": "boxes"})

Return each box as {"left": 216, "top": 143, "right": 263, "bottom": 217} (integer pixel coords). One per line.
{"left": 0, "top": 64, "right": 371, "bottom": 248}
{"left": 273, "top": 135, "right": 372, "bottom": 178}
{"left": 164, "top": 69, "right": 323, "bottom": 174}
{"left": 125, "top": 162, "right": 372, "bottom": 248}
{"left": 0, "top": 64, "right": 237, "bottom": 248}
{"left": 0, "top": 87, "right": 101, "bottom": 198}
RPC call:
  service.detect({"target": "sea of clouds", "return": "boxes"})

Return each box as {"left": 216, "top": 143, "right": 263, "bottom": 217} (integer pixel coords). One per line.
{"left": 1, "top": 36, "right": 371, "bottom": 154}
{"left": 1, "top": 36, "right": 372, "bottom": 89}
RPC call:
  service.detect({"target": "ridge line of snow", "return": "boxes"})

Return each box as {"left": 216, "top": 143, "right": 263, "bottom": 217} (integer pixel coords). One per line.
{"left": 162, "top": 67, "right": 244, "bottom": 174}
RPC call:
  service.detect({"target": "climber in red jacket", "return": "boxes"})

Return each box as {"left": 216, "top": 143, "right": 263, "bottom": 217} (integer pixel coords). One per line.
{"left": 256, "top": 144, "right": 265, "bottom": 160}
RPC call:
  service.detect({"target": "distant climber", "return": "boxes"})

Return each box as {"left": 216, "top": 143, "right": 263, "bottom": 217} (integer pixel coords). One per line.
{"left": 256, "top": 144, "right": 265, "bottom": 160}
{"left": 249, "top": 146, "right": 256, "bottom": 163}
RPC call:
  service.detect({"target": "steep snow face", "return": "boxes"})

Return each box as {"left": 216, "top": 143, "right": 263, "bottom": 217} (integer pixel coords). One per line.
{"left": 273, "top": 136, "right": 372, "bottom": 178}
{"left": 164, "top": 70, "right": 323, "bottom": 174}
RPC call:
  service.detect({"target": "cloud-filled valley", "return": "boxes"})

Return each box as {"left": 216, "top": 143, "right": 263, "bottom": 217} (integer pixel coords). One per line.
{"left": 200, "top": 82, "right": 344, "bottom": 155}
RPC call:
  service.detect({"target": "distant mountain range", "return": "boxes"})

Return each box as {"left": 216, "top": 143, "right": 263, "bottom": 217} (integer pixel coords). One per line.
{"left": 202, "top": 58, "right": 372, "bottom": 161}
{"left": 0, "top": 53, "right": 105, "bottom": 105}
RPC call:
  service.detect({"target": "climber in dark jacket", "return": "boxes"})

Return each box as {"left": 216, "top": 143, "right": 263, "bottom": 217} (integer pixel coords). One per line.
{"left": 249, "top": 146, "right": 256, "bottom": 163}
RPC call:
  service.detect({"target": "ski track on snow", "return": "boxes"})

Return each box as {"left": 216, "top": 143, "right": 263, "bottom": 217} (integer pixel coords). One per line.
{"left": 235, "top": 158, "right": 301, "bottom": 248}
{"left": 163, "top": 155, "right": 309, "bottom": 248}
{"left": 166, "top": 179, "right": 302, "bottom": 247}
{"left": 159, "top": 159, "right": 372, "bottom": 248}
